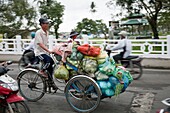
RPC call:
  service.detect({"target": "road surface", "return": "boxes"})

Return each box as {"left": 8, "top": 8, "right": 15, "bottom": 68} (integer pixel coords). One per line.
{"left": 7, "top": 63, "right": 170, "bottom": 113}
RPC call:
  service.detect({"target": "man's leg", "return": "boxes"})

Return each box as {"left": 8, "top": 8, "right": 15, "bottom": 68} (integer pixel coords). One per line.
{"left": 113, "top": 54, "right": 122, "bottom": 64}
{"left": 38, "top": 54, "right": 58, "bottom": 90}
{"left": 38, "top": 54, "right": 54, "bottom": 80}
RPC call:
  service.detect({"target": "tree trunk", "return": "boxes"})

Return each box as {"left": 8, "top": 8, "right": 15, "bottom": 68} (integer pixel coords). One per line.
{"left": 54, "top": 25, "right": 59, "bottom": 39}
{"left": 148, "top": 17, "right": 159, "bottom": 39}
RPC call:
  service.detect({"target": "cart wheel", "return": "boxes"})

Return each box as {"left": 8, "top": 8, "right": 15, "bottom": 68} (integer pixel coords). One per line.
{"left": 65, "top": 75, "right": 102, "bottom": 113}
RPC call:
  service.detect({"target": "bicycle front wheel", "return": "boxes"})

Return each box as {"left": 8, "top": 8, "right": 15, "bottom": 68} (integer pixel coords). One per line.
{"left": 17, "top": 69, "right": 46, "bottom": 102}
{"left": 125, "top": 63, "right": 143, "bottom": 80}
{"left": 5, "top": 101, "right": 30, "bottom": 113}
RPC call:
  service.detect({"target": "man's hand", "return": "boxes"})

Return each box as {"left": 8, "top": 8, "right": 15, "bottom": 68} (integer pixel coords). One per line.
{"left": 48, "top": 50, "right": 53, "bottom": 54}
{"left": 105, "top": 49, "right": 111, "bottom": 56}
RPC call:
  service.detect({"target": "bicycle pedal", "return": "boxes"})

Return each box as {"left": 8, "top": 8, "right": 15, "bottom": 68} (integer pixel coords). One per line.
{"left": 52, "top": 90, "right": 57, "bottom": 94}
{"left": 52, "top": 86, "right": 58, "bottom": 91}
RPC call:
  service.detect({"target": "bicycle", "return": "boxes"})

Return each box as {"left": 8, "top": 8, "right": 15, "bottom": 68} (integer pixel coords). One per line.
{"left": 18, "top": 49, "right": 36, "bottom": 71}
{"left": 17, "top": 53, "right": 66, "bottom": 101}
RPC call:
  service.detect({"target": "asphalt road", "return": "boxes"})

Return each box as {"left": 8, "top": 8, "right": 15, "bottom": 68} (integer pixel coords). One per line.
{"left": 7, "top": 63, "right": 170, "bottom": 113}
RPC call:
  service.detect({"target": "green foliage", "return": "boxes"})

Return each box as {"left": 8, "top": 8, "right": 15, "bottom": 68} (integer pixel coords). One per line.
{"left": 158, "top": 9, "right": 170, "bottom": 34}
{"left": 0, "top": 0, "right": 36, "bottom": 38}
{"left": 108, "top": 0, "right": 170, "bottom": 39}
{"left": 38, "top": 0, "right": 64, "bottom": 38}
{"left": 0, "top": 0, "right": 64, "bottom": 39}
{"left": 75, "top": 18, "right": 108, "bottom": 38}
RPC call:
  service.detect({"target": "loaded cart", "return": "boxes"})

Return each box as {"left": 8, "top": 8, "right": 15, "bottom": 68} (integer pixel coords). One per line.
{"left": 17, "top": 42, "right": 133, "bottom": 113}
{"left": 56, "top": 43, "right": 133, "bottom": 113}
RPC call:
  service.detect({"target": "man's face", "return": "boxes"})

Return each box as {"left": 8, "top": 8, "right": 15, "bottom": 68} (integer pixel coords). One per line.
{"left": 41, "top": 23, "right": 49, "bottom": 30}
{"left": 120, "top": 35, "right": 125, "bottom": 39}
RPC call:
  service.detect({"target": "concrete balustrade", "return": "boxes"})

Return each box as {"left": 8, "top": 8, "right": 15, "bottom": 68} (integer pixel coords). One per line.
{"left": 0, "top": 35, "right": 170, "bottom": 68}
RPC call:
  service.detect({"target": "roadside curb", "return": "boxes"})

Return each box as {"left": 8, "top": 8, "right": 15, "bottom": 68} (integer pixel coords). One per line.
{"left": 141, "top": 58, "right": 170, "bottom": 69}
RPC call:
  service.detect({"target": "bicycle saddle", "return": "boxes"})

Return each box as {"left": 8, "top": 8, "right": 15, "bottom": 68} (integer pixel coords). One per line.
{"left": 122, "top": 56, "right": 139, "bottom": 60}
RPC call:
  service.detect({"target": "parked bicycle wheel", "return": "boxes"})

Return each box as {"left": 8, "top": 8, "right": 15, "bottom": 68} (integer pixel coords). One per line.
{"left": 65, "top": 75, "right": 102, "bottom": 113}
{"left": 5, "top": 101, "right": 30, "bottom": 113}
{"left": 124, "top": 62, "right": 143, "bottom": 80}
{"left": 18, "top": 57, "right": 26, "bottom": 71}
{"left": 17, "top": 69, "right": 46, "bottom": 102}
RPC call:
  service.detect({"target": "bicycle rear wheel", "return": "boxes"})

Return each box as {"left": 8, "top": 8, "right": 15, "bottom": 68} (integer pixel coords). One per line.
{"left": 52, "top": 64, "right": 66, "bottom": 92}
{"left": 17, "top": 69, "right": 46, "bottom": 102}
{"left": 125, "top": 63, "right": 143, "bottom": 80}
{"left": 65, "top": 75, "right": 102, "bottom": 113}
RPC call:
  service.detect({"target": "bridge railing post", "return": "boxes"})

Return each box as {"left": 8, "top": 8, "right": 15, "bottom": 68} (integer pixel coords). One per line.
{"left": 16, "top": 35, "right": 22, "bottom": 53}
{"left": 167, "top": 35, "right": 170, "bottom": 56}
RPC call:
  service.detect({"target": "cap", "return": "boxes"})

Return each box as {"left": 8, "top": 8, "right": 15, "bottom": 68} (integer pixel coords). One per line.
{"left": 69, "top": 31, "right": 79, "bottom": 38}
{"left": 118, "top": 31, "right": 129, "bottom": 36}
{"left": 39, "top": 18, "right": 49, "bottom": 24}
{"left": 31, "top": 32, "right": 35, "bottom": 39}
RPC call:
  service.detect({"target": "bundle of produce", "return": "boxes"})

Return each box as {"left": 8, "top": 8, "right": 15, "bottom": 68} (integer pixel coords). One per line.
{"left": 97, "top": 80, "right": 114, "bottom": 96}
{"left": 66, "top": 57, "right": 80, "bottom": 70}
{"left": 96, "top": 51, "right": 108, "bottom": 65}
{"left": 81, "top": 56, "right": 98, "bottom": 77}
{"left": 98, "top": 57, "right": 116, "bottom": 76}
{"left": 95, "top": 53, "right": 133, "bottom": 97}
{"left": 54, "top": 64, "right": 69, "bottom": 80}
{"left": 97, "top": 73, "right": 131, "bottom": 97}
{"left": 69, "top": 47, "right": 84, "bottom": 61}
{"left": 77, "top": 44, "right": 101, "bottom": 57}
{"left": 95, "top": 71, "right": 109, "bottom": 81}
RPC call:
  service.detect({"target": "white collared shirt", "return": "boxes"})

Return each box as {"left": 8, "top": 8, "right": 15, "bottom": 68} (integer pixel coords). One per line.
{"left": 24, "top": 38, "right": 35, "bottom": 51}
{"left": 34, "top": 29, "right": 49, "bottom": 56}
{"left": 106, "top": 39, "right": 132, "bottom": 58}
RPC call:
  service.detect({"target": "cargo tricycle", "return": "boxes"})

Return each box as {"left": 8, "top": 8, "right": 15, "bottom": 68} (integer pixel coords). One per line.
{"left": 17, "top": 44, "right": 133, "bottom": 113}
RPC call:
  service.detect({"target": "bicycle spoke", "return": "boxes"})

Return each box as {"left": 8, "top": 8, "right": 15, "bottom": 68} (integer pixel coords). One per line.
{"left": 18, "top": 70, "right": 45, "bottom": 101}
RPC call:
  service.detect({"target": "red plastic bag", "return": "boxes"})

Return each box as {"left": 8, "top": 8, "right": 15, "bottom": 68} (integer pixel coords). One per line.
{"left": 77, "top": 44, "right": 101, "bottom": 57}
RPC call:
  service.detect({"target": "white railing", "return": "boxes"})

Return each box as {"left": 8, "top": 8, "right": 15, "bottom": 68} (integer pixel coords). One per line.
{"left": 0, "top": 35, "right": 170, "bottom": 58}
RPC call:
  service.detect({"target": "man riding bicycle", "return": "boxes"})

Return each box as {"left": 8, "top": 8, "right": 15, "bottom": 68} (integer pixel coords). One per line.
{"left": 106, "top": 31, "right": 132, "bottom": 63}
{"left": 34, "top": 17, "right": 58, "bottom": 90}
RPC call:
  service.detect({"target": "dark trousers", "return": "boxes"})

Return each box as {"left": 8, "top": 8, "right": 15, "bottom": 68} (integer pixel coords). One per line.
{"left": 38, "top": 54, "right": 54, "bottom": 80}
{"left": 113, "top": 53, "right": 123, "bottom": 63}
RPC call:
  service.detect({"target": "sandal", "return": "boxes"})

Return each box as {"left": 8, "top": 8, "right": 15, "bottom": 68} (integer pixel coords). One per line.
{"left": 39, "top": 70, "right": 48, "bottom": 78}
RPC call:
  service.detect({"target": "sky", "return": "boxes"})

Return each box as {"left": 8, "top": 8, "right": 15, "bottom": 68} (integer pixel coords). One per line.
{"left": 57, "top": 0, "right": 120, "bottom": 32}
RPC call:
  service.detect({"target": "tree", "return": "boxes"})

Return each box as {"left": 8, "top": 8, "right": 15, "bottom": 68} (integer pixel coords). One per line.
{"left": 75, "top": 18, "right": 108, "bottom": 38}
{"left": 108, "top": 0, "right": 170, "bottom": 39}
{"left": 38, "top": 0, "right": 64, "bottom": 38}
{"left": 158, "top": 12, "right": 170, "bottom": 34}
{"left": 95, "top": 20, "right": 108, "bottom": 39}
{"left": 0, "top": 0, "right": 36, "bottom": 38}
